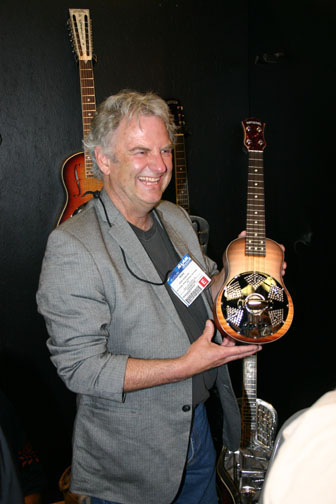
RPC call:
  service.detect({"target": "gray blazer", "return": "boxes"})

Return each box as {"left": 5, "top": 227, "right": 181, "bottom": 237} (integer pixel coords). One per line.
{"left": 37, "top": 191, "right": 240, "bottom": 504}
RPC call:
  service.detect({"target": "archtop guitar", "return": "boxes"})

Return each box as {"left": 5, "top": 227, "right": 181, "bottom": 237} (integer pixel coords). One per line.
{"left": 215, "top": 118, "right": 293, "bottom": 344}
{"left": 57, "top": 8, "right": 102, "bottom": 225}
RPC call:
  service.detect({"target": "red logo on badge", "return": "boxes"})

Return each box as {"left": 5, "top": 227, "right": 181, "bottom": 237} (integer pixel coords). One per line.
{"left": 199, "top": 277, "right": 209, "bottom": 287}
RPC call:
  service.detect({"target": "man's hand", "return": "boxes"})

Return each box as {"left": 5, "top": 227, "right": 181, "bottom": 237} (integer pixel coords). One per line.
{"left": 180, "top": 320, "right": 261, "bottom": 376}
{"left": 124, "top": 320, "right": 260, "bottom": 392}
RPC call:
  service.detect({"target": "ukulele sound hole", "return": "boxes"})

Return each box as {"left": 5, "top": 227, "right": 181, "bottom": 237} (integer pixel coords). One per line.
{"left": 221, "top": 271, "right": 289, "bottom": 339}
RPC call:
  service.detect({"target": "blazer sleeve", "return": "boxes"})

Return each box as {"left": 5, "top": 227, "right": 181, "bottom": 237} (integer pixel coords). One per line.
{"left": 36, "top": 228, "right": 128, "bottom": 402}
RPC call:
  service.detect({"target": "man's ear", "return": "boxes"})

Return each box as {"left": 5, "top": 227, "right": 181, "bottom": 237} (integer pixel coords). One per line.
{"left": 94, "top": 146, "right": 112, "bottom": 176}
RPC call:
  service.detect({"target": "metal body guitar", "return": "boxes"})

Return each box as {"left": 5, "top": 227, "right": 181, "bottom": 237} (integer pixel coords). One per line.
{"left": 215, "top": 118, "right": 293, "bottom": 344}
{"left": 217, "top": 355, "right": 278, "bottom": 504}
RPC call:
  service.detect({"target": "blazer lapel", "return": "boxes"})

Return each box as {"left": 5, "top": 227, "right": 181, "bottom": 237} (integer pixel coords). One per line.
{"left": 95, "top": 191, "right": 189, "bottom": 335}
{"left": 156, "top": 206, "right": 215, "bottom": 315}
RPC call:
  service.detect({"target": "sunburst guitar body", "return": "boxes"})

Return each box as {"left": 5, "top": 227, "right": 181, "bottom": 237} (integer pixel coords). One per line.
{"left": 215, "top": 119, "right": 293, "bottom": 344}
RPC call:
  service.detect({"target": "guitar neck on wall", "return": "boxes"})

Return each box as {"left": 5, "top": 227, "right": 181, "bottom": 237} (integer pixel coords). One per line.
{"left": 215, "top": 118, "right": 294, "bottom": 344}
{"left": 167, "top": 100, "right": 209, "bottom": 253}
{"left": 57, "top": 9, "right": 103, "bottom": 226}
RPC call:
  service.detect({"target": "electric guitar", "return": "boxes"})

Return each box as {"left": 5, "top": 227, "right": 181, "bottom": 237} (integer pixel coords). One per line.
{"left": 215, "top": 118, "right": 294, "bottom": 344}
{"left": 167, "top": 100, "right": 209, "bottom": 253}
{"left": 217, "top": 354, "right": 278, "bottom": 503}
{"left": 57, "top": 9, "right": 103, "bottom": 225}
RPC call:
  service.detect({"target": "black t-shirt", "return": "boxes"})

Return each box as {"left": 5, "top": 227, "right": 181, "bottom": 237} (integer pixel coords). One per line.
{"left": 130, "top": 212, "right": 217, "bottom": 406}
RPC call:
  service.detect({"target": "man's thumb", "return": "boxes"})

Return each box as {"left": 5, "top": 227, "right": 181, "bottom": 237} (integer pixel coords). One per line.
{"left": 203, "top": 319, "right": 215, "bottom": 340}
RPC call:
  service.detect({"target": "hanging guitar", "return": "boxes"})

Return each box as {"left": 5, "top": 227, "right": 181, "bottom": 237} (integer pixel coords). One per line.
{"left": 57, "top": 8, "right": 103, "bottom": 225}
{"left": 167, "top": 100, "right": 210, "bottom": 253}
{"left": 217, "top": 354, "right": 277, "bottom": 503}
{"left": 215, "top": 118, "right": 294, "bottom": 344}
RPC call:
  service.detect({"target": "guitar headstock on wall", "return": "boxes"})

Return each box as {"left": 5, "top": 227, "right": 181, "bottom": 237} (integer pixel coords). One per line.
{"left": 68, "top": 8, "right": 93, "bottom": 62}
{"left": 167, "top": 99, "right": 187, "bottom": 134}
{"left": 242, "top": 118, "right": 266, "bottom": 152}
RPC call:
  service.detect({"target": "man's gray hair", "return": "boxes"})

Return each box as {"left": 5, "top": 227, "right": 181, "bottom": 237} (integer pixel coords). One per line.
{"left": 84, "top": 89, "right": 176, "bottom": 179}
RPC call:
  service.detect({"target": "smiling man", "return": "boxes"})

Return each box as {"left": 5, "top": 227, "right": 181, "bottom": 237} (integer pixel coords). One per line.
{"left": 36, "top": 90, "right": 260, "bottom": 504}
{"left": 94, "top": 113, "right": 173, "bottom": 230}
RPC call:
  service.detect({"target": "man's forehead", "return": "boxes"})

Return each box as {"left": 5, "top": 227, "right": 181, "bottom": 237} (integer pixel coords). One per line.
{"left": 115, "top": 115, "right": 169, "bottom": 142}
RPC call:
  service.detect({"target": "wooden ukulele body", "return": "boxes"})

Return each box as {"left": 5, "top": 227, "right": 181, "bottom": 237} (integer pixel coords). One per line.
{"left": 224, "top": 236, "right": 284, "bottom": 284}
{"left": 215, "top": 236, "right": 293, "bottom": 344}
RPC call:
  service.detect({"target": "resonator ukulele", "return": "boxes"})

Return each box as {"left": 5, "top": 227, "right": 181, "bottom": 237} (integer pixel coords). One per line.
{"left": 215, "top": 118, "right": 293, "bottom": 344}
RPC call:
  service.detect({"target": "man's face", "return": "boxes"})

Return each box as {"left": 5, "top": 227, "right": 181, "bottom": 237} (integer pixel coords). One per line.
{"left": 96, "top": 115, "right": 173, "bottom": 220}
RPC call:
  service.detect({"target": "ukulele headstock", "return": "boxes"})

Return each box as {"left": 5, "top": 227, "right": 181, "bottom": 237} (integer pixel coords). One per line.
{"left": 242, "top": 118, "right": 266, "bottom": 151}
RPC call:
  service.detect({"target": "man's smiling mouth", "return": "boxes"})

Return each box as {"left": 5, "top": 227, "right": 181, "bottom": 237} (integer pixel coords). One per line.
{"left": 138, "top": 176, "right": 161, "bottom": 185}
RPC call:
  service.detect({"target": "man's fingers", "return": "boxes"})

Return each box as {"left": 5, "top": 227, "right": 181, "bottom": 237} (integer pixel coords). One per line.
{"left": 223, "top": 343, "right": 261, "bottom": 359}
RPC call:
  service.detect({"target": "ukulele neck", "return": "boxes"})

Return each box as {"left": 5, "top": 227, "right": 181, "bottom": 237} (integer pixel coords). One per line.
{"left": 246, "top": 150, "right": 266, "bottom": 257}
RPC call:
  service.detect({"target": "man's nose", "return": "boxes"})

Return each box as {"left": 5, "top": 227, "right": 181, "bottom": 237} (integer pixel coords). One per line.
{"left": 151, "top": 152, "right": 170, "bottom": 172}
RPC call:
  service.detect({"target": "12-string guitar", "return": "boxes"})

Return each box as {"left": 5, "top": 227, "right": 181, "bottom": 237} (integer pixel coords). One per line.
{"left": 217, "top": 354, "right": 277, "bottom": 503}
{"left": 215, "top": 118, "right": 293, "bottom": 344}
{"left": 167, "top": 100, "right": 210, "bottom": 253}
{"left": 57, "top": 9, "right": 102, "bottom": 225}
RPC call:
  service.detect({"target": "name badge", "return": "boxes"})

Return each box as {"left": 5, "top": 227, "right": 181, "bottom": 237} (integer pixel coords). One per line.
{"left": 167, "top": 254, "right": 211, "bottom": 306}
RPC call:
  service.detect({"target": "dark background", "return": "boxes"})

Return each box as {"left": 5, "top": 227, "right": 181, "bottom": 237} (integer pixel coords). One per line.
{"left": 0, "top": 0, "right": 334, "bottom": 500}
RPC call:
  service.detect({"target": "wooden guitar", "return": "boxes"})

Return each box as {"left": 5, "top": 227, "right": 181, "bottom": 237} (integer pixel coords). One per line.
{"left": 217, "top": 354, "right": 278, "bottom": 503}
{"left": 215, "top": 118, "right": 294, "bottom": 344}
{"left": 167, "top": 100, "right": 210, "bottom": 253}
{"left": 57, "top": 9, "right": 102, "bottom": 225}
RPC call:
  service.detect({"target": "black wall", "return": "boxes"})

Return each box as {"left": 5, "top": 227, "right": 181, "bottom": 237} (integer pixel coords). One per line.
{"left": 1, "top": 0, "right": 334, "bottom": 499}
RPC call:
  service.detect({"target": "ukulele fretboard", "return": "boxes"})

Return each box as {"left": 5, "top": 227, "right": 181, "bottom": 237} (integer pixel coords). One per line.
{"left": 246, "top": 151, "right": 266, "bottom": 256}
